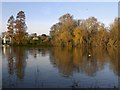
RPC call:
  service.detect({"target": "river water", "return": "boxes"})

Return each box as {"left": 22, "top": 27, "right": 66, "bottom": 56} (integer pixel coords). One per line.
{"left": 2, "top": 46, "right": 119, "bottom": 88}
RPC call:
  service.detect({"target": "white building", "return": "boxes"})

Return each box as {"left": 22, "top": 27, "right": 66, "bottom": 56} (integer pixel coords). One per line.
{"left": 2, "top": 34, "right": 11, "bottom": 45}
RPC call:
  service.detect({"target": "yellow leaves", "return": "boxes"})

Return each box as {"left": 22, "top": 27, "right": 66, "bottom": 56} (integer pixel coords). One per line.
{"left": 59, "top": 31, "right": 72, "bottom": 43}
{"left": 73, "top": 27, "right": 84, "bottom": 46}
{"left": 80, "top": 37, "right": 83, "bottom": 45}
{"left": 109, "top": 18, "right": 119, "bottom": 45}
{"left": 50, "top": 14, "right": 119, "bottom": 47}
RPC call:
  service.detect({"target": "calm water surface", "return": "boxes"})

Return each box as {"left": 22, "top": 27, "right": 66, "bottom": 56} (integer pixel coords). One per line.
{"left": 2, "top": 46, "right": 119, "bottom": 88}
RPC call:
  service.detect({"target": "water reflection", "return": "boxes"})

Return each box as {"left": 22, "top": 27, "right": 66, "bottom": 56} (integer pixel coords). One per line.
{"left": 107, "top": 47, "right": 119, "bottom": 76}
{"left": 49, "top": 47, "right": 119, "bottom": 77}
{"left": 0, "top": 45, "right": 2, "bottom": 89}
{"left": 2, "top": 46, "right": 119, "bottom": 88}
{"left": 29, "top": 48, "right": 49, "bottom": 58}
{"left": 2, "top": 46, "right": 27, "bottom": 80}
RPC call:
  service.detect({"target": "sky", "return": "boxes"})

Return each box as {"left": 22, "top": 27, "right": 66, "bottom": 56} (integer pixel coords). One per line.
{"left": 1, "top": 2, "right": 118, "bottom": 35}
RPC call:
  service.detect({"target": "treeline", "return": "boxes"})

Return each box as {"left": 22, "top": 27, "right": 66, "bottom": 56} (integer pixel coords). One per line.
{"left": 6, "top": 11, "right": 51, "bottom": 46}
{"left": 6, "top": 11, "right": 119, "bottom": 47}
{"left": 50, "top": 13, "right": 119, "bottom": 47}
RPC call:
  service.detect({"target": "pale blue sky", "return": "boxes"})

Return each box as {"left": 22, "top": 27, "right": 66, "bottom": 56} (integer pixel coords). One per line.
{"left": 2, "top": 2, "right": 118, "bottom": 35}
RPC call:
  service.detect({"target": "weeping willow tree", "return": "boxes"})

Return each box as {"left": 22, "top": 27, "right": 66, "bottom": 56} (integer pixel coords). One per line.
{"left": 108, "top": 17, "right": 119, "bottom": 47}
{"left": 50, "top": 13, "right": 111, "bottom": 47}
{"left": 50, "top": 13, "right": 77, "bottom": 47}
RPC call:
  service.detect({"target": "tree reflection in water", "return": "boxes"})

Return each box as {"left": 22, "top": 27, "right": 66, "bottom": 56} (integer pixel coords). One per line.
{"left": 2, "top": 46, "right": 119, "bottom": 88}
{"left": 49, "top": 47, "right": 119, "bottom": 77}
{"left": 2, "top": 46, "right": 27, "bottom": 80}
{"left": 107, "top": 47, "right": 119, "bottom": 76}
{"left": 3, "top": 46, "right": 119, "bottom": 77}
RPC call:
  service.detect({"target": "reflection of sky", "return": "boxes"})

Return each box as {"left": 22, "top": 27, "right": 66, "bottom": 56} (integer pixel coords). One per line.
{"left": 73, "top": 63, "right": 118, "bottom": 88}
{"left": 2, "top": 2, "right": 118, "bottom": 35}
{"left": 2, "top": 47, "right": 119, "bottom": 88}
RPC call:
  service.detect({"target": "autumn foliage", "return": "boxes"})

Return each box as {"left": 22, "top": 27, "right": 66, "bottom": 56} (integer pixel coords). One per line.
{"left": 50, "top": 13, "right": 119, "bottom": 47}
{"left": 6, "top": 12, "right": 119, "bottom": 47}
